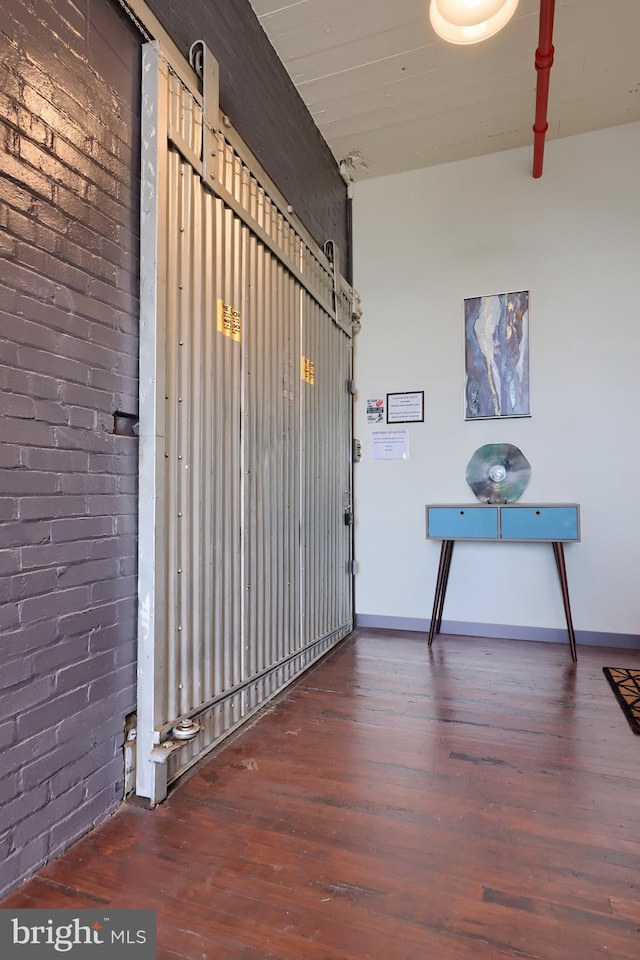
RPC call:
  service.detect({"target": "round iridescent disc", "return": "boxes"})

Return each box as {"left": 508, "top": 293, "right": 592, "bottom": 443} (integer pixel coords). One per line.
{"left": 466, "top": 443, "right": 531, "bottom": 503}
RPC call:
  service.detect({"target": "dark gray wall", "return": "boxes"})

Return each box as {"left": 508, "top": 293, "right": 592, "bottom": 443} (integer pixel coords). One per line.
{"left": 0, "top": 0, "right": 141, "bottom": 897}
{"left": 0, "top": 0, "right": 350, "bottom": 899}
{"left": 145, "top": 0, "right": 350, "bottom": 276}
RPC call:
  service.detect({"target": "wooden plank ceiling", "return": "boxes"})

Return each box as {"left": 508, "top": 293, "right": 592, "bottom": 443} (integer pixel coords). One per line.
{"left": 248, "top": 0, "right": 640, "bottom": 179}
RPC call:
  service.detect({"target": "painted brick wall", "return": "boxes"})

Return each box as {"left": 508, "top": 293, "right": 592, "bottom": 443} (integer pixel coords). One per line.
{"left": 0, "top": 0, "right": 141, "bottom": 896}
{"left": 145, "top": 0, "right": 350, "bottom": 277}
{"left": 1, "top": 0, "right": 350, "bottom": 899}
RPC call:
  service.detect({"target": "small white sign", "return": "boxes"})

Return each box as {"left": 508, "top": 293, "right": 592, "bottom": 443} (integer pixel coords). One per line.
{"left": 371, "top": 429, "right": 409, "bottom": 460}
{"left": 387, "top": 390, "right": 424, "bottom": 423}
{"left": 366, "top": 398, "right": 385, "bottom": 424}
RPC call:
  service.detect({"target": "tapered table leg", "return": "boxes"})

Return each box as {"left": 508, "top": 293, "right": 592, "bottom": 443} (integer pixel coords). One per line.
{"left": 435, "top": 540, "right": 454, "bottom": 635}
{"left": 552, "top": 541, "right": 577, "bottom": 662}
{"left": 428, "top": 540, "right": 454, "bottom": 647}
{"left": 428, "top": 541, "right": 448, "bottom": 646}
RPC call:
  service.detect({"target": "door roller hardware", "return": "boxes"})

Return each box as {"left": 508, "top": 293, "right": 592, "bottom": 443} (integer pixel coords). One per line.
{"left": 171, "top": 718, "right": 200, "bottom": 740}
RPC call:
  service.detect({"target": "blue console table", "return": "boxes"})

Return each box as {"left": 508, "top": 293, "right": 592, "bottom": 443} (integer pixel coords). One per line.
{"left": 426, "top": 504, "right": 581, "bottom": 661}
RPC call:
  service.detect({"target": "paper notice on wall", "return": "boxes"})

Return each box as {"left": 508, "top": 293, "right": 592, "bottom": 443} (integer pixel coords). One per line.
{"left": 371, "top": 429, "right": 409, "bottom": 460}
{"left": 366, "top": 398, "right": 385, "bottom": 423}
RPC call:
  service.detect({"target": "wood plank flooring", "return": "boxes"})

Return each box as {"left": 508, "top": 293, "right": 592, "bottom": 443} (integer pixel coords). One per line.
{"left": 3, "top": 629, "right": 640, "bottom": 959}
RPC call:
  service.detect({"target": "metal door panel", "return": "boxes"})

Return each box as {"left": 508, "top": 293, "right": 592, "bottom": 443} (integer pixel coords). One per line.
{"left": 137, "top": 41, "right": 356, "bottom": 802}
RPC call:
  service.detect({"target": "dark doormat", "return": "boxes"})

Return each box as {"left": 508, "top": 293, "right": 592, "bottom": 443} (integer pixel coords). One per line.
{"left": 603, "top": 668, "right": 640, "bottom": 735}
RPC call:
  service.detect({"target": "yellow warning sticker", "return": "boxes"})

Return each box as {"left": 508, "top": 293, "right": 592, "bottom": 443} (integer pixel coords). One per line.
{"left": 217, "top": 300, "right": 241, "bottom": 342}
{"left": 301, "top": 356, "right": 315, "bottom": 385}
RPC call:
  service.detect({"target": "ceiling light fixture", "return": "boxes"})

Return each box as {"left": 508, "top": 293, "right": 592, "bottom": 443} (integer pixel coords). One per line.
{"left": 429, "top": 0, "right": 520, "bottom": 45}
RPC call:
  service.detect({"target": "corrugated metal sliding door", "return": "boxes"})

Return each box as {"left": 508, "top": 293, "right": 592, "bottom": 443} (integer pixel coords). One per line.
{"left": 137, "top": 41, "right": 357, "bottom": 803}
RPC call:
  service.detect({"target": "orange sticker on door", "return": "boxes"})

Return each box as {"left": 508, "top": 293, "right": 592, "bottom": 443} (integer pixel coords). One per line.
{"left": 301, "top": 356, "right": 315, "bottom": 385}
{"left": 217, "top": 300, "right": 241, "bottom": 342}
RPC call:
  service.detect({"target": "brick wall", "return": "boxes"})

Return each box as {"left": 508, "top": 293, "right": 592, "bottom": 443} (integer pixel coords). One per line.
{"left": 145, "top": 0, "right": 350, "bottom": 277}
{"left": 0, "top": 0, "right": 141, "bottom": 896}
{"left": 0, "top": 0, "right": 350, "bottom": 898}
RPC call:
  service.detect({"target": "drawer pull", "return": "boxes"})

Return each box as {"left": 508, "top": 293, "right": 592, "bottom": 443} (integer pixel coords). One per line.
{"left": 536, "top": 510, "right": 541, "bottom": 515}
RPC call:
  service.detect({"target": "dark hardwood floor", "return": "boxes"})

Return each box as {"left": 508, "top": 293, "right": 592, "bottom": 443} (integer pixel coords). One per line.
{"left": 3, "top": 629, "right": 640, "bottom": 958}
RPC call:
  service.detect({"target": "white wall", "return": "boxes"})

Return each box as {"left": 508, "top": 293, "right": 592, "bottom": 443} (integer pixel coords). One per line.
{"left": 353, "top": 122, "right": 640, "bottom": 641}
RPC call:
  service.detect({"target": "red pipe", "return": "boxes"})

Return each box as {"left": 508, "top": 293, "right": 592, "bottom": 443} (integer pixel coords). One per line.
{"left": 532, "top": 0, "right": 556, "bottom": 178}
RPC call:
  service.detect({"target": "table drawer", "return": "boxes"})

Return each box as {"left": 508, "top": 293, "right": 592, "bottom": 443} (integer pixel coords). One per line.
{"left": 427, "top": 506, "right": 498, "bottom": 540}
{"left": 500, "top": 505, "right": 580, "bottom": 541}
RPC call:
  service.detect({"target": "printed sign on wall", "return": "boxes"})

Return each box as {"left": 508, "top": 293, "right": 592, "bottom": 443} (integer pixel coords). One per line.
{"left": 371, "top": 429, "right": 409, "bottom": 460}
{"left": 366, "top": 399, "right": 385, "bottom": 423}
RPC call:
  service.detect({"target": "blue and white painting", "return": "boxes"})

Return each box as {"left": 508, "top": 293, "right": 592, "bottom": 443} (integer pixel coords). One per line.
{"left": 464, "top": 290, "right": 530, "bottom": 420}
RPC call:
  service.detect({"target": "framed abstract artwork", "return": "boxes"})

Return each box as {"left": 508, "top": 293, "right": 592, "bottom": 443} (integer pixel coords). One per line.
{"left": 464, "top": 290, "right": 530, "bottom": 420}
